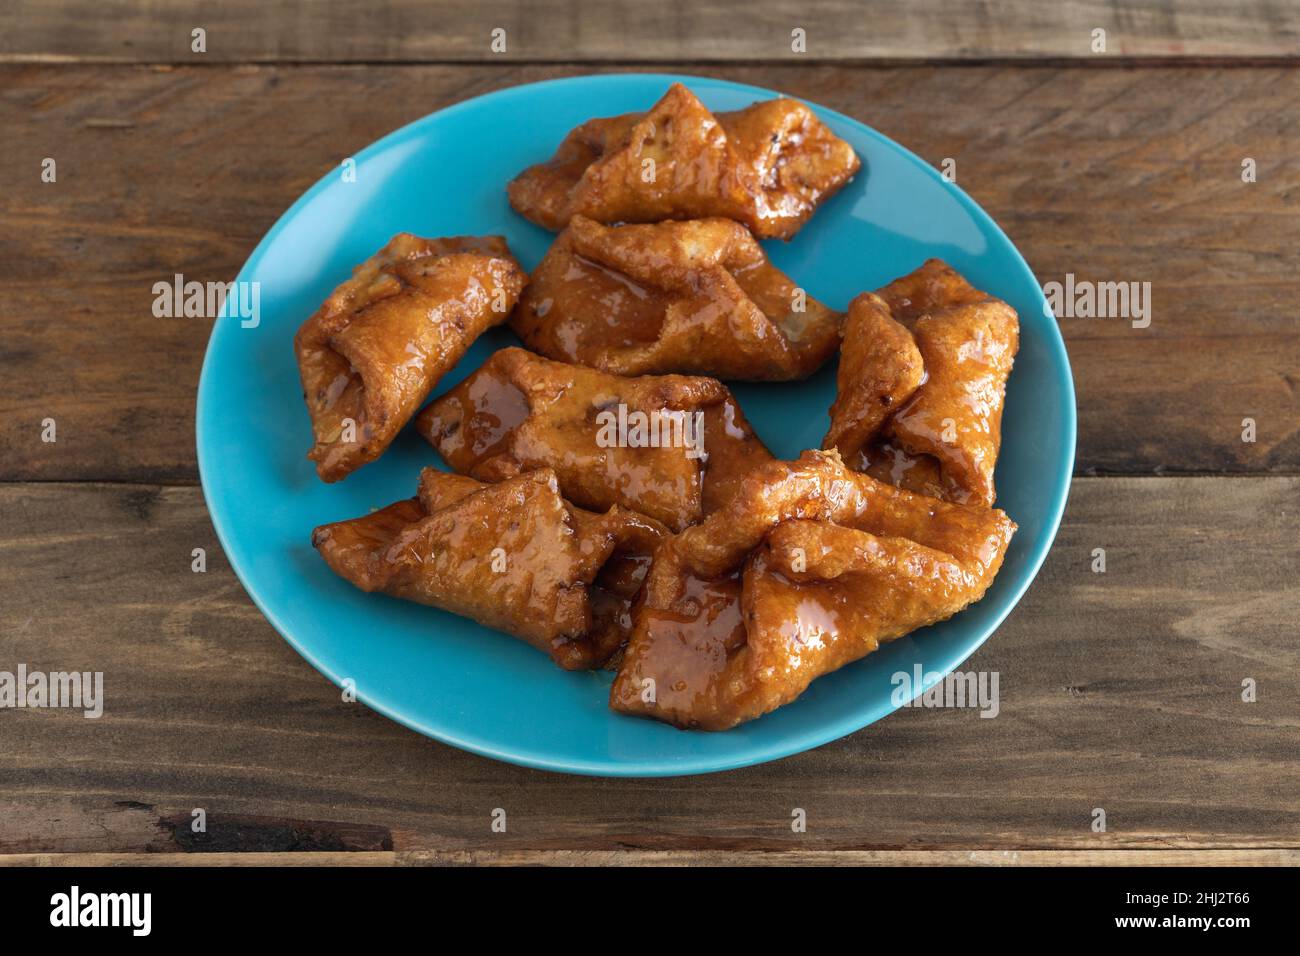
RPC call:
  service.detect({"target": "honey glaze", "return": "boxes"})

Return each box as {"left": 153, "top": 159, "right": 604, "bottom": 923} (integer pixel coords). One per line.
{"left": 611, "top": 570, "right": 747, "bottom": 727}
{"left": 856, "top": 259, "right": 1020, "bottom": 507}
{"left": 426, "top": 370, "right": 530, "bottom": 465}
{"left": 417, "top": 348, "right": 771, "bottom": 531}
{"left": 313, "top": 469, "right": 667, "bottom": 671}
{"left": 538, "top": 252, "right": 668, "bottom": 357}
{"left": 507, "top": 83, "right": 860, "bottom": 240}
{"left": 854, "top": 440, "right": 954, "bottom": 503}
{"left": 512, "top": 216, "right": 842, "bottom": 381}
{"left": 294, "top": 233, "right": 525, "bottom": 482}
{"left": 611, "top": 450, "right": 1016, "bottom": 730}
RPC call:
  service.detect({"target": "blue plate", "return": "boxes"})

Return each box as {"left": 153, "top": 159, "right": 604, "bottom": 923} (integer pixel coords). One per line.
{"left": 196, "top": 73, "right": 1075, "bottom": 776}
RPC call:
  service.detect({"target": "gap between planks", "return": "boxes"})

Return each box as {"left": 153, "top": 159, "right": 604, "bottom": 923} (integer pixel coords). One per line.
{"left": 6, "top": 56, "right": 1300, "bottom": 68}
{"left": 3, "top": 849, "right": 1297, "bottom": 867}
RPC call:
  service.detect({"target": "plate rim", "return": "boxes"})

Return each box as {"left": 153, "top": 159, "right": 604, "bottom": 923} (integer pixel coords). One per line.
{"left": 196, "top": 71, "right": 1077, "bottom": 777}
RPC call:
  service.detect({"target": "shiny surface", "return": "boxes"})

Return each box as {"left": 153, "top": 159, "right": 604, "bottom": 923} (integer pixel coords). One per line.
{"left": 313, "top": 468, "right": 665, "bottom": 670}
{"left": 195, "top": 73, "right": 1075, "bottom": 775}
{"left": 866, "top": 260, "right": 1020, "bottom": 506}
{"left": 416, "top": 346, "right": 771, "bottom": 532}
{"left": 823, "top": 291, "right": 924, "bottom": 460}
{"left": 294, "top": 233, "right": 525, "bottom": 481}
{"left": 611, "top": 450, "right": 1015, "bottom": 730}
{"left": 508, "top": 83, "right": 861, "bottom": 239}
{"left": 512, "top": 216, "right": 842, "bottom": 380}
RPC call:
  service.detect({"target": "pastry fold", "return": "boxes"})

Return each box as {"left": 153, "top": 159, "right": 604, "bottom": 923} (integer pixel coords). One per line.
{"left": 312, "top": 468, "right": 666, "bottom": 670}
{"left": 610, "top": 449, "right": 1016, "bottom": 729}
{"left": 295, "top": 234, "right": 527, "bottom": 482}
{"left": 825, "top": 260, "right": 1019, "bottom": 506}
{"left": 415, "top": 347, "right": 773, "bottom": 532}
{"left": 508, "top": 83, "right": 860, "bottom": 240}
{"left": 822, "top": 292, "right": 925, "bottom": 462}
{"left": 511, "top": 216, "right": 841, "bottom": 380}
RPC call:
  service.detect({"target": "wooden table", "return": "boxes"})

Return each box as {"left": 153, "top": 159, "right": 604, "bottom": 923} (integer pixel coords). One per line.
{"left": 2, "top": 2, "right": 1297, "bottom": 867}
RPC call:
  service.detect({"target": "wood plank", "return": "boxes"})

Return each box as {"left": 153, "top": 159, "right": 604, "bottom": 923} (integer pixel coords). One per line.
{"left": 1, "top": 477, "right": 1296, "bottom": 854}
{"left": 4, "top": 849, "right": 1297, "bottom": 867}
{"left": 1, "top": 64, "right": 1296, "bottom": 482}
{"left": 3, "top": 1, "right": 1299, "bottom": 63}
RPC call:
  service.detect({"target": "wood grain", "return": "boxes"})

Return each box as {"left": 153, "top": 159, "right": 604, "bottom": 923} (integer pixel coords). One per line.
{"left": 1, "top": 63, "right": 1296, "bottom": 482}
{"left": 1, "top": 477, "right": 1295, "bottom": 855}
{"left": 3, "top": 1, "right": 1299, "bottom": 63}
{"left": 4, "top": 849, "right": 1297, "bottom": 867}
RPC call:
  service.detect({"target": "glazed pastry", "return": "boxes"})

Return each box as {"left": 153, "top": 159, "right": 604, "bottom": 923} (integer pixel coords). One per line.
{"left": 610, "top": 449, "right": 1016, "bottom": 729}
{"left": 512, "top": 216, "right": 841, "bottom": 381}
{"left": 830, "top": 260, "right": 1019, "bottom": 506}
{"left": 295, "top": 234, "right": 527, "bottom": 482}
{"left": 508, "top": 83, "right": 860, "bottom": 240}
{"left": 822, "top": 292, "right": 925, "bottom": 461}
{"left": 312, "top": 468, "right": 666, "bottom": 670}
{"left": 415, "top": 347, "right": 773, "bottom": 532}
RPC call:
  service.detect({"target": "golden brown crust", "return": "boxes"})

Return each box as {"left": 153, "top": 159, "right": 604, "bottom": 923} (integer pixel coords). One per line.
{"left": 415, "top": 347, "right": 773, "bottom": 532}
{"left": 823, "top": 292, "right": 925, "bottom": 461}
{"left": 610, "top": 449, "right": 1016, "bottom": 729}
{"left": 294, "top": 234, "right": 526, "bottom": 482}
{"left": 511, "top": 216, "right": 842, "bottom": 380}
{"left": 851, "top": 439, "right": 948, "bottom": 502}
{"left": 312, "top": 468, "right": 667, "bottom": 670}
{"left": 827, "top": 260, "right": 1019, "bottom": 506}
{"left": 507, "top": 83, "right": 860, "bottom": 240}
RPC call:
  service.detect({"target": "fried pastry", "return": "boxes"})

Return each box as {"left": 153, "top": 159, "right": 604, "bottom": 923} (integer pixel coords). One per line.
{"left": 295, "top": 234, "right": 527, "bottom": 482}
{"left": 829, "top": 260, "right": 1019, "bottom": 506}
{"left": 415, "top": 347, "right": 773, "bottom": 532}
{"left": 610, "top": 449, "right": 1016, "bottom": 729}
{"left": 312, "top": 468, "right": 666, "bottom": 670}
{"left": 512, "top": 216, "right": 842, "bottom": 380}
{"left": 508, "top": 83, "right": 860, "bottom": 240}
{"left": 822, "top": 292, "right": 925, "bottom": 461}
